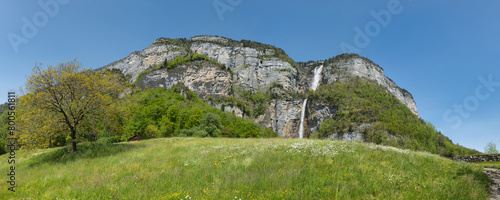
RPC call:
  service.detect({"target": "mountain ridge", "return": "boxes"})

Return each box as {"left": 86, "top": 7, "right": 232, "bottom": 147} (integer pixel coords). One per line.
{"left": 103, "top": 35, "right": 418, "bottom": 138}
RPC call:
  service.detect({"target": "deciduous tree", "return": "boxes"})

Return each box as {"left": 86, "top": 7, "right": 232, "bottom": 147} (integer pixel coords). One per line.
{"left": 485, "top": 141, "right": 499, "bottom": 154}
{"left": 22, "top": 60, "right": 124, "bottom": 152}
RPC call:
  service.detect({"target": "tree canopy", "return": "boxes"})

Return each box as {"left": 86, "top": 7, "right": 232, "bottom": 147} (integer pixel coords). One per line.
{"left": 20, "top": 60, "right": 124, "bottom": 152}
{"left": 484, "top": 141, "right": 499, "bottom": 154}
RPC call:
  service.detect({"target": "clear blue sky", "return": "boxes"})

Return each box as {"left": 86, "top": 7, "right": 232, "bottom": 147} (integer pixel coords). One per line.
{"left": 1, "top": 0, "right": 499, "bottom": 152}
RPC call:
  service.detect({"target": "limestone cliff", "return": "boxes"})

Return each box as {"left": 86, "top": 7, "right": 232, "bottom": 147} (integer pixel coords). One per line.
{"left": 103, "top": 35, "right": 419, "bottom": 138}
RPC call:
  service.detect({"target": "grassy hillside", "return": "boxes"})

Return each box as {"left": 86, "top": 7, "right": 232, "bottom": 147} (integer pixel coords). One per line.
{"left": 0, "top": 138, "right": 490, "bottom": 199}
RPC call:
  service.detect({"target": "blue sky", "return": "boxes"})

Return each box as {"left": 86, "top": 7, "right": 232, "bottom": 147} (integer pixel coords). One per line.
{"left": 1, "top": 0, "right": 499, "bottom": 152}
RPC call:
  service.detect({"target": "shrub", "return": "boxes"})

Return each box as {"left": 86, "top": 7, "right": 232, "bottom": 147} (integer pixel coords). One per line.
{"left": 221, "top": 126, "right": 234, "bottom": 137}
{"left": 144, "top": 125, "right": 161, "bottom": 139}
{"left": 200, "top": 113, "right": 222, "bottom": 137}
{"left": 97, "top": 136, "right": 120, "bottom": 144}
{"left": 260, "top": 127, "right": 278, "bottom": 138}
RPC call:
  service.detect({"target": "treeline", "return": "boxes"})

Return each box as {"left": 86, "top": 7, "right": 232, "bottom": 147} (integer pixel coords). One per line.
{"left": 120, "top": 86, "right": 277, "bottom": 140}
{"left": 0, "top": 84, "right": 277, "bottom": 154}
{"left": 309, "top": 77, "right": 479, "bottom": 157}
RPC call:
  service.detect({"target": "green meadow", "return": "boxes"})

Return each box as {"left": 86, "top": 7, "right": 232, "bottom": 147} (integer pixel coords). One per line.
{"left": 0, "top": 138, "right": 491, "bottom": 199}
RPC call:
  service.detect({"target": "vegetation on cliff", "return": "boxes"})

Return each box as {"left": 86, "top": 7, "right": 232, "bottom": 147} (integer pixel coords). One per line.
{"left": 309, "top": 77, "right": 479, "bottom": 157}
{"left": 135, "top": 53, "right": 227, "bottom": 84}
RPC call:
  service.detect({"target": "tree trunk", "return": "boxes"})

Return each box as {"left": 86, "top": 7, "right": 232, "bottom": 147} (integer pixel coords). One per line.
{"left": 70, "top": 128, "right": 77, "bottom": 152}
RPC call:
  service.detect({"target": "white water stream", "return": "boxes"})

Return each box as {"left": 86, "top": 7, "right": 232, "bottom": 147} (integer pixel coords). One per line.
{"left": 298, "top": 65, "right": 323, "bottom": 139}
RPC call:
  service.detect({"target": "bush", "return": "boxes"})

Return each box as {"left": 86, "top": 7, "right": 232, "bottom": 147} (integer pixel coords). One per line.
{"left": 180, "top": 126, "right": 209, "bottom": 137}
{"left": 0, "top": 138, "right": 6, "bottom": 155}
{"left": 260, "top": 128, "right": 278, "bottom": 138}
{"left": 144, "top": 125, "right": 161, "bottom": 139}
{"left": 97, "top": 136, "right": 120, "bottom": 144}
{"left": 65, "top": 136, "right": 72, "bottom": 146}
{"left": 221, "top": 126, "right": 234, "bottom": 137}
{"left": 200, "top": 113, "right": 222, "bottom": 137}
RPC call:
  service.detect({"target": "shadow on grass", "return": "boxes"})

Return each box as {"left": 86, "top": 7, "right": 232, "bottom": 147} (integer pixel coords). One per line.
{"left": 26, "top": 142, "right": 144, "bottom": 167}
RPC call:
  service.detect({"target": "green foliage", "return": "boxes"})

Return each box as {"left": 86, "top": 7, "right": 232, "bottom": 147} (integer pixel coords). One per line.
{"left": 236, "top": 89, "right": 271, "bottom": 117}
{"left": 484, "top": 141, "right": 499, "bottom": 154}
{"left": 122, "top": 86, "right": 277, "bottom": 139}
{"left": 221, "top": 126, "right": 234, "bottom": 137}
{"left": 0, "top": 109, "right": 9, "bottom": 155}
{"left": 314, "top": 78, "right": 479, "bottom": 157}
{"left": 96, "top": 136, "right": 119, "bottom": 144}
{"left": 19, "top": 60, "right": 125, "bottom": 152}
{"left": 200, "top": 113, "right": 222, "bottom": 137}
{"left": 260, "top": 127, "right": 278, "bottom": 138}
{"left": 0, "top": 138, "right": 5, "bottom": 155}
{"left": 0, "top": 102, "right": 8, "bottom": 116}
{"left": 144, "top": 125, "right": 161, "bottom": 139}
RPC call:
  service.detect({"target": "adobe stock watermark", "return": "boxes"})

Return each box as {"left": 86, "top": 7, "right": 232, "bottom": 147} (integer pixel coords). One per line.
{"left": 7, "top": 0, "right": 70, "bottom": 54}
{"left": 6, "top": 91, "right": 17, "bottom": 192}
{"left": 443, "top": 74, "right": 500, "bottom": 130}
{"left": 213, "top": 0, "right": 243, "bottom": 22}
{"left": 339, "top": 0, "right": 408, "bottom": 53}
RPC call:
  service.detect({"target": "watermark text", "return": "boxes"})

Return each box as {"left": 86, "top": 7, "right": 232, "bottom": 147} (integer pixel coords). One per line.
{"left": 443, "top": 74, "right": 500, "bottom": 129}
{"left": 7, "top": 0, "right": 70, "bottom": 54}
{"left": 6, "top": 91, "right": 17, "bottom": 192}
{"left": 340, "top": 0, "right": 405, "bottom": 53}
{"left": 213, "top": 0, "right": 243, "bottom": 21}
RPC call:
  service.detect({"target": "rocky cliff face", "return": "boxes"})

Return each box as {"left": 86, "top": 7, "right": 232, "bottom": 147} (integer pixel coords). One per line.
{"left": 267, "top": 99, "right": 304, "bottom": 138}
{"left": 190, "top": 36, "right": 303, "bottom": 93}
{"left": 137, "top": 61, "right": 233, "bottom": 100}
{"left": 103, "top": 35, "right": 419, "bottom": 138}
{"left": 105, "top": 42, "right": 190, "bottom": 82}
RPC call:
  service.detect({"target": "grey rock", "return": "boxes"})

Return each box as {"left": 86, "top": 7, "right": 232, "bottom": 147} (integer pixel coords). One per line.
{"left": 103, "top": 35, "right": 421, "bottom": 139}
{"left": 268, "top": 99, "right": 304, "bottom": 138}
{"left": 137, "top": 61, "right": 232, "bottom": 100}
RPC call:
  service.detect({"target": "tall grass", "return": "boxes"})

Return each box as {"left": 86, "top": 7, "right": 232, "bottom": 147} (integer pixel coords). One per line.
{"left": 470, "top": 161, "right": 500, "bottom": 170}
{"left": 0, "top": 138, "right": 490, "bottom": 199}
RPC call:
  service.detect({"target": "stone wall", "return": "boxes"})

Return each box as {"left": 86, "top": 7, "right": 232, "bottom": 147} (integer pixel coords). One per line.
{"left": 452, "top": 154, "right": 500, "bottom": 162}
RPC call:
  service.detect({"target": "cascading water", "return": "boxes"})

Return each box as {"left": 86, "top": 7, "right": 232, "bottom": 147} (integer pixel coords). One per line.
{"left": 298, "top": 65, "right": 323, "bottom": 139}
{"left": 298, "top": 100, "right": 308, "bottom": 138}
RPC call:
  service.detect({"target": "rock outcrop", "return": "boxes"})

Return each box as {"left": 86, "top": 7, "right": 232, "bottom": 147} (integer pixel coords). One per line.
{"left": 190, "top": 37, "right": 302, "bottom": 93}
{"left": 266, "top": 99, "right": 304, "bottom": 138}
{"left": 103, "top": 35, "right": 420, "bottom": 138}
{"left": 137, "top": 61, "right": 232, "bottom": 100}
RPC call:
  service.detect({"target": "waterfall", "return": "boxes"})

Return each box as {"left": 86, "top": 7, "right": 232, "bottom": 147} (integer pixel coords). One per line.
{"left": 298, "top": 65, "right": 323, "bottom": 139}
{"left": 298, "top": 99, "right": 307, "bottom": 138}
